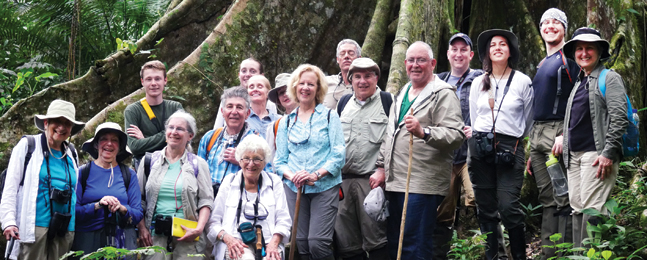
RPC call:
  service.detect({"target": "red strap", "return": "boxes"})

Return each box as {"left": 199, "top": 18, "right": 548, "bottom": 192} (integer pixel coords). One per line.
{"left": 559, "top": 50, "right": 573, "bottom": 84}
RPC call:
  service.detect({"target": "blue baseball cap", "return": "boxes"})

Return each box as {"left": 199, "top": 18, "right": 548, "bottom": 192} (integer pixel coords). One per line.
{"left": 449, "top": 33, "right": 473, "bottom": 49}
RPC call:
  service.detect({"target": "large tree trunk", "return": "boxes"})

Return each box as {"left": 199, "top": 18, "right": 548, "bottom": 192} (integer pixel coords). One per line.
{"left": 0, "top": 0, "right": 644, "bottom": 182}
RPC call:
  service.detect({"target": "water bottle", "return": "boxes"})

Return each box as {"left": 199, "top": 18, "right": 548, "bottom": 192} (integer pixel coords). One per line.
{"left": 633, "top": 109, "right": 640, "bottom": 126}
{"left": 546, "top": 154, "right": 568, "bottom": 196}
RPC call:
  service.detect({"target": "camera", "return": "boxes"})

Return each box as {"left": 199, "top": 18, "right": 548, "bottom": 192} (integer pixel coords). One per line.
{"left": 47, "top": 212, "right": 71, "bottom": 240}
{"left": 153, "top": 215, "right": 172, "bottom": 236}
{"left": 474, "top": 132, "right": 495, "bottom": 157}
{"left": 50, "top": 188, "right": 72, "bottom": 204}
{"left": 495, "top": 150, "right": 516, "bottom": 165}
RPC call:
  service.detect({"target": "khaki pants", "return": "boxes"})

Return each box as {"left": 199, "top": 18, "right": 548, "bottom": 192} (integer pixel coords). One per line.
{"left": 144, "top": 235, "right": 204, "bottom": 260}
{"left": 334, "top": 177, "right": 387, "bottom": 257}
{"left": 529, "top": 121, "right": 570, "bottom": 209}
{"left": 20, "top": 227, "right": 74, "bottom": 260}
{"left": 567, "top": 151, "right": 617, "bottom": 214}
{"left": 436, "top": 163, "right": 475, "bottom": 225}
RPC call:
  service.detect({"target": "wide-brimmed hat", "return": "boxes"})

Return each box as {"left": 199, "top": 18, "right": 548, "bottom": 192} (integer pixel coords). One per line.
{"left": 34, "top": 99, "right": 85, "bottom": 136}
{"left": 563, "top": 27, "right": 610, "bottom": 60}
{"left": 363, "top": 186, "right": 389, "bottom": 222}
{"left": 82, "top": 122, "right": 131, "bottom": 163}
{"left": 268, "top": 73, "right": 291, "bottom": 105}
{"left": 347, "top": 57, "right": 381, "bottom": 83}
{"left": 477, "top": 29, "right": 520, "bottom": 63}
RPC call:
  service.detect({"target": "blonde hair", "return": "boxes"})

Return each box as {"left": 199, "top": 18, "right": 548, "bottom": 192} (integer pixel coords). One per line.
{"left": 247, "top": 75, "right": 272, "bottom": 91}
{"left": 287, "top": 64, "right": 328, "bottom": 105}
{"left": 140, "top": 60, "right": 167, "bottom": 78}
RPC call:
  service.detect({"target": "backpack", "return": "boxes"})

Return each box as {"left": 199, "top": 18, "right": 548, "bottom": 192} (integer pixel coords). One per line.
{"left": 337, "top": 91, "right": 393, "bottom": 117}
{"left": 0, "top": 136, "right": 36, "bottom": 202}
{"left": 79, "top": 162, "right": 131, "bottom": 196}
{"left": 0, "top": 135, "right": 78, "bottom": 201}
{"left": 206, "top": 127, "right": 225, "bottom": 155}
{"left": 598, "top": 69, "right": 640, "bottom": 157}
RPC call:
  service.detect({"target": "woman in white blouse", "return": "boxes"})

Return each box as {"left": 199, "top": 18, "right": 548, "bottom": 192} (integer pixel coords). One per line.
{"left": 467, "top": 29, "right": 533, "bottom": 260}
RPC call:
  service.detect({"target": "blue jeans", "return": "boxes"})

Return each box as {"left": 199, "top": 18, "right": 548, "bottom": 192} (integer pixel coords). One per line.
{"left": 386, "top": 192, "right": 444, "bottom": 260}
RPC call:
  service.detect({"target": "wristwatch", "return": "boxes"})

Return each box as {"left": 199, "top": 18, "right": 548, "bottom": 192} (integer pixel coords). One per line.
{"left": 217, "top": 230, "right": 226, "bottom": 241}
{"left": 314, "top": 171, "right": 322, "bottom": 180}
{"left": 423, "top": 128, "right": 431, "bottom": 140}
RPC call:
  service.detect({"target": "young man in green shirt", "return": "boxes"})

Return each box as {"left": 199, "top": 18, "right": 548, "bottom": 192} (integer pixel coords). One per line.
{"left": 124, "top": 60, "right": 183, "bottom": 169}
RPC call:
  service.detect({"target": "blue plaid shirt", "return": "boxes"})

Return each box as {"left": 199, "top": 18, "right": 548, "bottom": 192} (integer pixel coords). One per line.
{"left": 274, "top": 104, "right": 345, "bottom": 193}
{"left": 197, "top": 125, "right": 263, "bottom": 184}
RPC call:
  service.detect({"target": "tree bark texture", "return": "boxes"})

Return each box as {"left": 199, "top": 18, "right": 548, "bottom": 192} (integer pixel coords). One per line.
{"left": 0, "top": 0, "right": 644, "bottom": 168}
{"left": 362, "top": 0, "right": 393, "bottom": 67}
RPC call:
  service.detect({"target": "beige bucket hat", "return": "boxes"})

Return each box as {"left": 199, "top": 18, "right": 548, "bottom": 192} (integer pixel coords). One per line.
{"left": 34, "top": 99, "right": 85, "bottom": 136}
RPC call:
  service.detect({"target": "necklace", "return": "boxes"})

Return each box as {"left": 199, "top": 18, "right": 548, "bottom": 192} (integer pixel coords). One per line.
{"left": 47, "top": 143, "right": 66, "bottom": 160}
{"left": 107, "top": 162, "right": 114, "bottom": 188}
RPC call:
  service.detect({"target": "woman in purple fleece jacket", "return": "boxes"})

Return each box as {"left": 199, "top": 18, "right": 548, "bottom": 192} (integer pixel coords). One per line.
{"left": 71, "top": 122, "right": 143, "bottom": 257}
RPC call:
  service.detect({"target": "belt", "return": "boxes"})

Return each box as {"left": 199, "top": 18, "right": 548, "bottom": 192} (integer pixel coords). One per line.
{"left": 342, "top": 174, "right": 370, "bottom": 179}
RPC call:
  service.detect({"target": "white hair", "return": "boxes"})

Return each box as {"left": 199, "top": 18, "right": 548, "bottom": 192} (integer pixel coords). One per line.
{"left": 235, "top": 134, "right": 272, "bottom": 163}
{"left": 407, "top": 41, "right": 434, "bottom": 60}
{"left": 165, "top": 110, "right": 197, "bottom": 152}
{"left": 336, "top": 39, "right": 362, "bottom": 57}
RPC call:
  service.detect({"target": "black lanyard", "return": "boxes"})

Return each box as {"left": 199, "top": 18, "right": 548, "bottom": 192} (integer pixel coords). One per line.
{"left": 217, "top": 123, "right": 247, "bottom": 184}
{"left": 42, "top": 135, "right": 73, "bottom": 215}
{"left": 235, "top": 174, "right": 263, "bottom": 226}
{"left": 443, "top": 69, "right": 471, "bottom": 88}
{"left": 490, "top": 69, "right": 516, "bottom": 132}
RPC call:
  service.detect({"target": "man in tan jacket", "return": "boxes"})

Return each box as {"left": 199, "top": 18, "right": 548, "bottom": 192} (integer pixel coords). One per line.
{"left": 375, "top": 41, "right": 465, "bottom": 259}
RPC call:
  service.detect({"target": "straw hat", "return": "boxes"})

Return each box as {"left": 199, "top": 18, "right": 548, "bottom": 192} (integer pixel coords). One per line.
{"left": 34, "top": 99, "right": 85, "bottom": 136}
{"left": 82, "top": 122, "right": 132, "bottom": 163}
{"left": 477, "top": 29, "right": 520, "bottom": 63}
{"left": 563, "top": 27, "right": 611, "bottom": 60}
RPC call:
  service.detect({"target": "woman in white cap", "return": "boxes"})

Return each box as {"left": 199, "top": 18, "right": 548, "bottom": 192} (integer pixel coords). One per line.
{"left": 559, "top": 27, "right": 629, "bottom": 247}
{"left": 0, "top": 99, "right": 85, "bottom": 260}
{"left": 468, "top": 29, "right": 534, "bottom": 260}
{"left": 136, "top": 110, "right": 214, "bottom": 259}
{"left": 71, "top": 122, "right": 143, "bottom": 257}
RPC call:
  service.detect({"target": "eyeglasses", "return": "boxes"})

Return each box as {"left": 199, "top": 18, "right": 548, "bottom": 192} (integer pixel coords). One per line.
{"left": 241, "top": 158, "right": 264, "bottom": 164}
{"left": 243, "top": 201, "right": 269, "bottom": 221}
{"left": 288, "top": 110, "right": 313, "bottom": 145}
{"left": 406, "top": 57, "right": 429, "bottom": 64}
{"left": 166, "top": 125, "right": 187, "bottom": 133}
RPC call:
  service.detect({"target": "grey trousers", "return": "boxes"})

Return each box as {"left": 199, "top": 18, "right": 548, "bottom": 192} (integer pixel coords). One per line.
{"left": 285, "top": 184, "right": 340, "bottom": 260}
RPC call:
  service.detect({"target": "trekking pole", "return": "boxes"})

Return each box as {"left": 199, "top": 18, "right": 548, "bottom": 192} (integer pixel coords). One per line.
{"left": 6, "top": 235, "right": 16, "bottom": 259}
{"left": 289, "top": 185, "right": 305, "bottom": 260}
{"left": 255, "top": 226, "right": 263, "bottom": 260}
{"left": 396, "top": 108, "right": 414, "bottom": 260}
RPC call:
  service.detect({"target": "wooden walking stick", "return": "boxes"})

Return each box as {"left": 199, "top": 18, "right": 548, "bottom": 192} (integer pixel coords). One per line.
{"left": 289, "top": 185, "right": 305, "bottom": 260}
{"left": 396, "top": 108, "right": 415, "bottom": 260}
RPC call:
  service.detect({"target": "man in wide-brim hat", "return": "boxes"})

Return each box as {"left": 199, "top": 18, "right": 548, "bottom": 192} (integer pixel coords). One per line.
{"left": 1, "top": 99, "right": 85, "bottom": 260}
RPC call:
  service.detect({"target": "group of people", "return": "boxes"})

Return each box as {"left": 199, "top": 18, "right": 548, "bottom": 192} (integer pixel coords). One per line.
{"left": 0, "top": 7, "right": 630, "bottom": 260}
